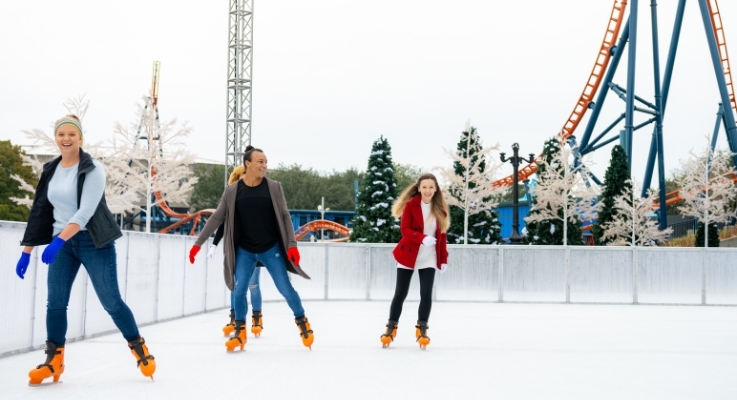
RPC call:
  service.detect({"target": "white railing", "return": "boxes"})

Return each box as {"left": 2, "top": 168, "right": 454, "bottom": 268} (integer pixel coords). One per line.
{"left": 2, "top": 221, "right": 736, "bottom": 357}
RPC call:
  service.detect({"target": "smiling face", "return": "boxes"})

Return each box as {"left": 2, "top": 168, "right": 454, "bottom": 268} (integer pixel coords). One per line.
{"left": 419, "top": 178, "right": 437, "bottom": 204}
{"left": 245, "top": 150, "right": 268, "bottom": 178}
{"left": 55, "top": 125, "right": 82, "bottom": 156}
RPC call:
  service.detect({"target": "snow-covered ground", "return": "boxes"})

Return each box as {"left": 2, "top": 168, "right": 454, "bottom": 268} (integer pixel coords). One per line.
{"left": 1, "top": 301, "right": 736, "bottom": 399}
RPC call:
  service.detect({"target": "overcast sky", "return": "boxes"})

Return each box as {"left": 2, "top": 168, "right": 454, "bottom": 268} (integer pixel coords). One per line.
{"left": 1, "top": 0, "right": 736, "bottom": 185}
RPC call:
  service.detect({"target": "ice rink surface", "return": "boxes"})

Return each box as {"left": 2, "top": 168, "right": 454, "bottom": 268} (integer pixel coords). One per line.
{"left": 1, "top": 301, "right": 736, "bottom": 400}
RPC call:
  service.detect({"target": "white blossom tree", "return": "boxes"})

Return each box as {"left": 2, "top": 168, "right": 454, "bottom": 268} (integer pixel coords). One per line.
{"left": 10, "top": 96, "right": 142, "bottom": 216}
{"left": 436, "top": 122, "right": 505, "bottom": 244}
{"left": 675, "top": 137, "right": 737, "bottom": 247}
{"left": 112, "top": 96, "right": 198, "bottom": 233}
{"left": 524, "top": 143, "right": 597, "bottom": 246}
{"left": 600, "top": 179, "right": 672, "bottom": 246}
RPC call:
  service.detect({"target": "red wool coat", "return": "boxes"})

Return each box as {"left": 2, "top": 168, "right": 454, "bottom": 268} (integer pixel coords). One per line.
{"left": 392, "top": 195, "right": 448, "bottom": 270}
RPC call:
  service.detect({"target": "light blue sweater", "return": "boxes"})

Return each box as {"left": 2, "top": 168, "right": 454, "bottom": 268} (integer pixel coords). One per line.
{"left": 47, "top": 160, "right": 106, "bottom": 235}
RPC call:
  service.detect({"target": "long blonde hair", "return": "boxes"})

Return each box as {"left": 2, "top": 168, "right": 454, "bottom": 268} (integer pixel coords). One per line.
{"left": 392, "top": 173, "right": 450, "bottom": 233}
{"left": 228, "top": 165, "right": 246, "bottom": 184}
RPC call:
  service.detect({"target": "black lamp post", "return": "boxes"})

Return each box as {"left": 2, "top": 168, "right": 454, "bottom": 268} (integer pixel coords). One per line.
{"left": 500, "top": 143, "right": 535, "bottom": 244}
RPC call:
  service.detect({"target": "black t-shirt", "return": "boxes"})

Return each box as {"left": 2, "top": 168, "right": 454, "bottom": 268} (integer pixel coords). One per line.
{"left": 235, "top": 179, "right": 280, "bottom": 253}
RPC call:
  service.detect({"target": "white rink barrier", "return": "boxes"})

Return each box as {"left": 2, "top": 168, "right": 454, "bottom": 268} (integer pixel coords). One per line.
{"left": 2, "top": 221, "right": 736, "bottom": 356}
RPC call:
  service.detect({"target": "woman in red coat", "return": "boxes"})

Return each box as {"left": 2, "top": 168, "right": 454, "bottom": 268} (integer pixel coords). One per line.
{"left": 381, "top": 173, "right": 449, "bottom": 349}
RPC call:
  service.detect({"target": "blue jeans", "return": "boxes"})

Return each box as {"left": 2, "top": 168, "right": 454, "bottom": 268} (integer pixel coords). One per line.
{"left": 47, "top": 231, "right": 140, "bottom": 345}
{"left": 233, "top": 244, "right": 304, "bottom": 321}
{"left": 230, "top": 266, "right": 262, "bottom": 312}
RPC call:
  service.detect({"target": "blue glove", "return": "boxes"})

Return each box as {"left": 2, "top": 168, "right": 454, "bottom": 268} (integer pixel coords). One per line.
{"left": 42, "top": 237, "right": 66, "bottom": 265}
{"left": 16, "top": 252, "right": 31, "bottom": 279}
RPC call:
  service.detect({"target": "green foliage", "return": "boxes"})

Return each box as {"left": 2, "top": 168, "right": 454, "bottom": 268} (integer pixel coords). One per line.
{"left": 446, "top": 125, "right": 502, "bottom": 244}
{"left": 394, "top": 163, "right": 423, "bottom": 193}
{"left": 592, "top": 145, "right": 632, "bottom": 245}
{"left": 267, "top": 164, "right": 362, "bottom": 211}
{"left": 350, "top": 136, "right": 401, "bottom": 243}
{"left": 694, "top": 221, "right": 720, "bottom": 247}
{"left": 189, "top": 164, "right": 227, "bottom": 211}
{"left": 523, "top": 138, "right": 583, "bottom": 245}
{"left": 0, "top": 140, "right": 37, "bottom": 221}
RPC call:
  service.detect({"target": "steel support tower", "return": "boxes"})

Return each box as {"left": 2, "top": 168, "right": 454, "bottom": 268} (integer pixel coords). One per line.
{"left": 225, "top": 0, "right": 254, "bottom": 185}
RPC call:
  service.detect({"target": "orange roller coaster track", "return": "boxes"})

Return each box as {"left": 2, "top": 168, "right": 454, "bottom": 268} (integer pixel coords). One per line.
{"left": 492, "top": 0, "right": 628, "bottom": 188}
{"left": 294, "top": 219, "right": 351, "bottom": 241}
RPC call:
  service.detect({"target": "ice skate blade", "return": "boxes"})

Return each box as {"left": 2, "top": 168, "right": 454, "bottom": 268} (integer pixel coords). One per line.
{"left": 29, "top": 381, "right": 63, "bottom": 387}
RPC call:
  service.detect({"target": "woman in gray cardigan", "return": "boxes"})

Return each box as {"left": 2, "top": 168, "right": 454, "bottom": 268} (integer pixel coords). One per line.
{"left": 189, "top": 145, "right": 313, "bottom": 351}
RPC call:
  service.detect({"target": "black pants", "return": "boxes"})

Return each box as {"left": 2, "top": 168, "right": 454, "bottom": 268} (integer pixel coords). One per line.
{"left": 388, "top": 267, "right": 436, "bottom": 323}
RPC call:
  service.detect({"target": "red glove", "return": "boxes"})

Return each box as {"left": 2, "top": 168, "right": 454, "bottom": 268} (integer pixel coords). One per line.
{"left": 189, "top": 245, "right": 201, "bottom": 264}
{"left": 287, "top": 247, "right": 300, "bottom": 266}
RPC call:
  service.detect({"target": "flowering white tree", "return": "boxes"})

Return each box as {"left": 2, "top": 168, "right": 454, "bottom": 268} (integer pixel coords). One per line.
{"left": 600, "top": 179, "right": 672, "bottom": 246}
{"left": 675, "top": 138, "right": 737, "bottom": 247}
{"left": 524, "top": 143, "right": 597, "bottom": 246}
{"left": 112, "top": 96, "right": 198, "bottom": 233}
{"left": 436, "top": 122, "right": 505, "bottom": 244}
{"left": 10, "top": 96, "right": 142, "bottom": 215}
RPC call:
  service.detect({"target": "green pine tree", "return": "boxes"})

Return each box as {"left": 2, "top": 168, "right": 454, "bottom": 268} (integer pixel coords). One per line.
{"left": 446, "top": 125, "right": 502, "bottom": 244}
{"left": 0, "top": 140, "right": 37, "bottom": 222}
{"left": 592, "top": 145, "right": 631, "bottom": 245}
{"left": 350, "top": 136, "right": 401, "bottom": 243}
{"left": 694, "top": 221, "right": 720, "bottom": 247}
{"left": 523, "top": 138, "right": 583, "bottom": 245}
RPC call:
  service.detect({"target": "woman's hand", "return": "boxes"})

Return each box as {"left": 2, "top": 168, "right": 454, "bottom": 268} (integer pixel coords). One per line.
{"left": 207, "top": 244, "right": 217, "bottom": 259}
{"left": 422, "top": 236, "right": 436, "bottom": 246}
{"left": 16, "top": 252, "right": 31, "bottom": 279}
{"left": 189, "top": 245, "right": 201, "bottom": 264}
{"left": 42, "top": 237, "right": 66, "bottom": 265}
{"left": 287, "top": 247, "right": 301, "bottom": 266}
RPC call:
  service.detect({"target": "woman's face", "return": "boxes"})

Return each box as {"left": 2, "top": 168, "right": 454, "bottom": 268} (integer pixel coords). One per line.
{"left": 419, "top": 179, "right": 437, "bottom": 204}
{"left": 245, "top": 151, "right": 268, "bottom": 178}
{"left": 55, "top": 125, "right": 81, "bottom": 156}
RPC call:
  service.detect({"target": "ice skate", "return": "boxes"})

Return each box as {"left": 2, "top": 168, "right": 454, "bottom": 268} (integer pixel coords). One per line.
{"left": 225, "top": 320, "right": 247, "bottom": 352}
{"left": 415, "top": 321, "right": 430, "bottom": 350}
{"left": 128, "top": 337, "right": 156, "bottom": 380}
{"left": 380, "top": 320, "right": 398, "bottom": 348}
{"left": 28, "top": 341, "right": 65, "bottom": 386}
{"left": 223, "top": 309, "right": 235, "bottom": 337}
{"left": 295, "top": 316, "right": 314, "bottom": 350}
{"left": 251, "top": 311, "right": 263, "bottom": 337}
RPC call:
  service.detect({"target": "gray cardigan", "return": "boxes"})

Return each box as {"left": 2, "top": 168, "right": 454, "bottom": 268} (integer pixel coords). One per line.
{"left": 195, "top": 177, "right": 310, "bottom": 291}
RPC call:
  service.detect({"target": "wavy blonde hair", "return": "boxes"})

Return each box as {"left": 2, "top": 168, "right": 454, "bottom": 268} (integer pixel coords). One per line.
{"left": 391, "top": 173, "right": 450, "bottom": 233}
{"left": 228, "top": 165, "right": 246, "bottom": 184}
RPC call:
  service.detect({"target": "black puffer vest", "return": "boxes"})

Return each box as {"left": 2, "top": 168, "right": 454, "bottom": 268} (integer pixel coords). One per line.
{"left": 21, "top": 148, "right": 122, "bottom": 248}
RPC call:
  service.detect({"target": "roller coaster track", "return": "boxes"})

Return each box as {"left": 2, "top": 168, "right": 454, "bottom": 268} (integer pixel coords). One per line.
{"left": 492, "top": 0, "right": 628, "bottom": 188}
{"left": 294, "top": 219, "right": 351, "bottom": 241}
{"left": 663, "top": 0, "right": 737, "bottom": 206}
{"left": 706, "top": 0, "right": 737, "bottom": 114}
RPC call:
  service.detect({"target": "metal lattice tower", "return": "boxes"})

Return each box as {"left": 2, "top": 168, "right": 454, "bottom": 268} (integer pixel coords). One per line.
{"left": 225, "top": 0, "right": 253, "bottom": 184}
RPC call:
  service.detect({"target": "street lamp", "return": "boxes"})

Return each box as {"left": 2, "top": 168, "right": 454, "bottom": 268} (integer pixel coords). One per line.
{"left": 500, "top": 143, "right": 535, "bottom": 245}
{"left": 317, "top": 196, "right": 330, "bottom": 240}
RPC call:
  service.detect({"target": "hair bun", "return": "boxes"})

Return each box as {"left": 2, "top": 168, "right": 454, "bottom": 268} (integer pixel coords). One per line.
{"left": 245, "top": 145, "right": 254, "bottom": 151}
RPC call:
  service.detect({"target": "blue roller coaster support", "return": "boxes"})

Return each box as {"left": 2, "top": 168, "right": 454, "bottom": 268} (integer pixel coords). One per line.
{"left": 624, "top": 0, "right": 638, "bottom": 169}
{"left": 580, "top": 22, "right": 630, "bottom": 152}
{"left": 698, "top": 0, "right": 737, "bottom": 167}
{"left": 642, "top": 0, "right": 686, "bottom": 198}
{"left": 649, "top": 0, "right": 668, "bottom": 229}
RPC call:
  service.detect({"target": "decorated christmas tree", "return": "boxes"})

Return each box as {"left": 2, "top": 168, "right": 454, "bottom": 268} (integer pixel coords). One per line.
{"left": 350, "top": 136, "right": 401, "bottom": 243}
{"left": 592, "top": 145, "right": 631, "bottom": 245}
{"left": 439, "top": 123, "right": 502, "bottom": 244}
